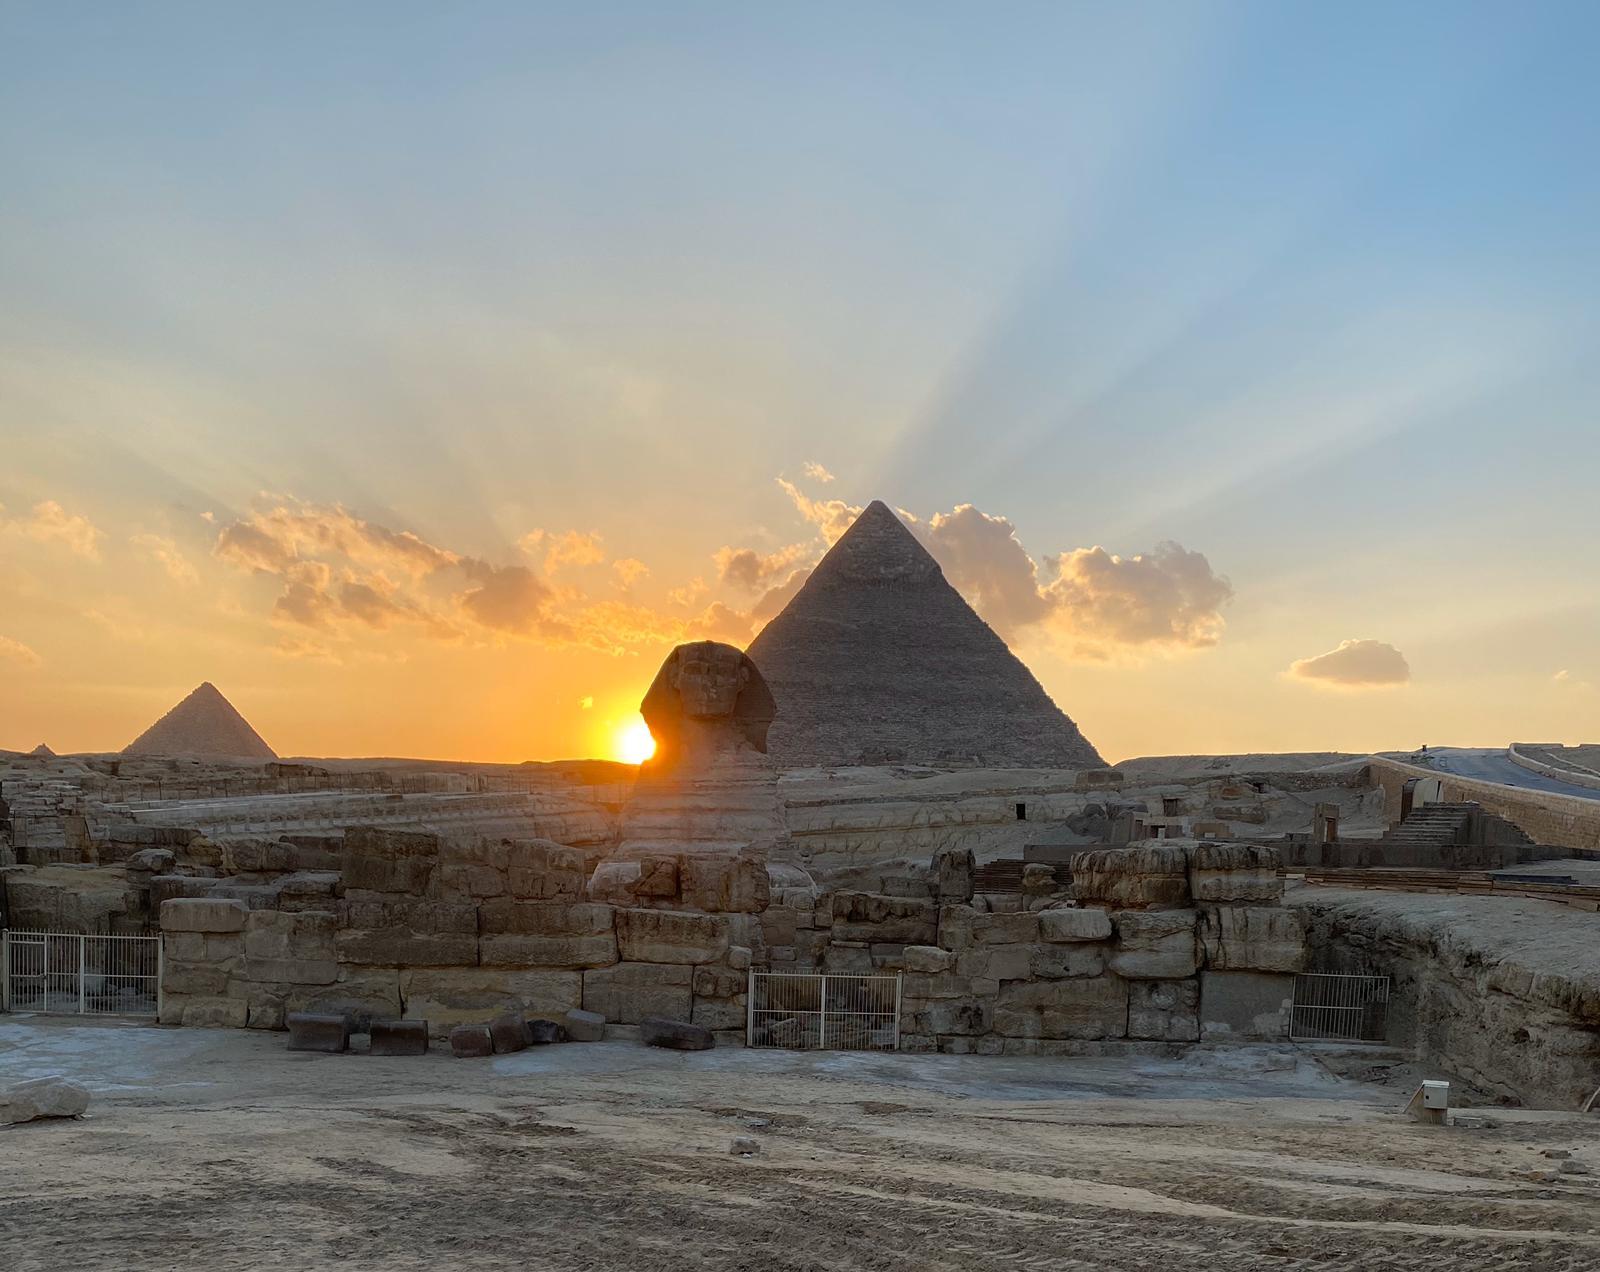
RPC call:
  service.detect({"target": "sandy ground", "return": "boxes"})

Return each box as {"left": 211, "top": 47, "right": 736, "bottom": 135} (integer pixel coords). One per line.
{"left": 3, "top": 1020, "right": 1600, "bottom": 1271}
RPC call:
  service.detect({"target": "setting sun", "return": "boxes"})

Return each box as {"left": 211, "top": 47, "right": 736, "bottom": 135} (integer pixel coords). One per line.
{"left": 614, "top": 718, "right": 656, "bottom": 765}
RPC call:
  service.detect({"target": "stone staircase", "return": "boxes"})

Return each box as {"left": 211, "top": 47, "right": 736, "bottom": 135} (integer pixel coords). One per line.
{"left": 1375, "top": 802, "right": 1479, "bottom": 853}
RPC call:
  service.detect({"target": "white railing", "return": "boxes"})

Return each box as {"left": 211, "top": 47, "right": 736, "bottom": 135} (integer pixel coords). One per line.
{"left": 747, "top": 971, "right": 901, "bottom": 1051}
{"left": 1290, "top": 972, "right": 1390, "bottom": 1042}
{"left": 1, "top": 930, "right": 162, "bottom": 1018}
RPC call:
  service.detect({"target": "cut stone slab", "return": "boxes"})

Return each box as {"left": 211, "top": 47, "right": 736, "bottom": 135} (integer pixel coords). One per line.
{"left": 286, "top": 1012, "right": 350, "bottom": 1054}
{"left": 489, "top": 1013, "right": 530, "bottom": 1054}
{"left": 640, "top": 1017, "right": 716, "bottom": 1051}
{"left": 161, "top": 897, "right": 248, "bottom": 933}
{"left": 369, "top": 1019, "right": 429, "bottom": 1056}
{"left": 1038, "top": 908, "right": 1113, "bottom": 943}
{"left": 0, "top": 1077, "right": 90, "bottom": 1125}
{"left": 564, "top": 1008, "right": 606, "bottom": 1042}
{"left": 449, "top": 1023, "right": 494, "bottom": 1058}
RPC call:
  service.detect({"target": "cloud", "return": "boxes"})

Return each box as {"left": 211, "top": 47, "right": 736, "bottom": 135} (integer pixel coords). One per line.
{"left": 0, "top": 635, "right": 41, "bottom": 667}
{"left": 802, "top": 461, "right": 836, "bottom": 483}
{"left": 751, "top": 568, "right": 811, "bottom": 626}
{"left": 915, "top": 505, "right": 1051, "bottom": 637}
{"left": 543, "top": 530, "right": 606, "bottom": 573}
{"left": 457, "top": 564, "right": 569, "bottom": 638}
{"left": 9, "top": 500, "right": 104, "bottom": 559}
{"left": 131, "top": 533, "right": 199, "bottom": 586}
{"left": 777, "top": 478, "right": 862, "bottom": 544}
{"left": 715, "top": 541, "right": 814, "bottom": 591}
{"left": 1288, "top": 639, "right": 1411, "bottom": 688}
{"left": 612, "top": 558, "right": 649, "bottom": 589}
{"left": 1041, "top": 542, "right": 1233, "bottom": 654}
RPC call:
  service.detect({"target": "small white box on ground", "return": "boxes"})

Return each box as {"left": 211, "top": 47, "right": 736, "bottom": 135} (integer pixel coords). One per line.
{"left": 1422, "top": 1080, "right": 1450, "bottom": 1110}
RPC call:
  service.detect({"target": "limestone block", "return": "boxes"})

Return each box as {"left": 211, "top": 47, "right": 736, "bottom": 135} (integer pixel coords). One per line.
{"left": 245, "top": 958, "right": 338, "bottom": 986}
{"left": 588, "top": 857, "right": 679, "bottom": 906}
{"left": 526, "top": 1018, "right": 567, "bottom": 1044}
{"left": 822, "top": 943, "right": 873, "bottom": 975}
{"left": 727, "top": 945, "right": 753, "bottom": 971}
{"left": 691, "top": 997, "right": 747, "bottom": 1030}
{"left": 615, "top": 908, "right": 730, "bottom": 965}
{"left": 1030, "top": 944, "right": 1108, "bottom": 980}
{"left": 640, "top": 1017, "right": 715, "bottom": 1051}
{"left": 285, "top": 969, "right": 402, "bottom": 1028}
{"left": 345, "top": 895, "right": 479, "bottom": 933}
{"left": 341, "top": 827, "right": 440, "bottom": 894}
{"left": 181, "top": 998, "right": 249, "bottom": 1028}
{"left": 244, "top": 910, "right": 336, "bottom": 961}
{"left": 970, "top": 912, "right": 1039, "bottom": 945}
{"left": 150, "top": 875, "right": 219, "bottom": 908}
{"left": 831, "top": 892, "right": 937, "bottom": 944}
{"left": 161, "top": 897, "right": 248, "bottom": 933}
{"left": 582, "top": 962, "right": 693, "bottom": 1023}
{"left": 164, "top": 962, "right": 231, "bottom": 996}
{"left": 0, "top": 1077, "right": 90, "bottom": 1125}
{"left": 933, "top": 847, "right": 975, "bottom": 902}
{"left": 490, "top": 1013, "right": 530, "bottom": 1054}
{"left": 164, "top": 931, "right": 205, "bottom": 961}
{"left": 998, "top": 977, "right": 1129, "bottom": 1040}
{"left": 956, "top": 944, "right": 1032, "bottom": 981}
{"left": 286, "top": 1012, "right": 350, "bottom": 1053}
{"left": 564, "top": 1008, "right": 606, "bottom": 1041}
{"left": 903, "top": 945, "right": 953, "bottom": 974}
{"left": 1199, "top": 906, "right": 1305, "bottom": 973}
{"left": 400, "top": 968, "right": 582, "bottom": 1035}
{"left": 450, "top": 1023, "right": 494, "bottom": 1058}
{"left": 1128, "top": 979, "right": 1200, "bottom": 1041}
{"left": 477, "top": 900, "right": 618, "bottom": 969}
{"left": 506, "top": 839, "right": 588, "bottom": 900}
{"left": 337, "top": 928, "right": 479, "bottom": 968}
{"left": 1072, "top": 846, "right": 1192, "bottom": 910}
{"left": 1111, "top": 910, "right": 1200, "bottom": 980}
{"left": 125, "top": 848, "right": 176, "bottom": 874}
{"left": 681, "top": 852, "right": 771, "bottom": 914}
{"left": 907, "top": 999, "right": 992, "bottom": 1037}
{"left": 937, "top": 904, "right": 978, "bottom": 950}
{"left": 692, "top": 965, "right": 745, "bottom": 998}
{"left": 1038, "top": 907, "right": 1113, "bottom": 943}
{"left": 275, "top": 872, "right": 341, "bottom": 913}
{"left": 761, "top": 909, "right": 798, "bottom": 947}
{"left": 900, "top": 971, "right": 972, "bottom": 1000}
{"left": 370, "top": 1019, "right": 429, "bottom": 1056}
{"left": 1188, "top": 843, "right": 1283, "bottom": 905}
{"left": 1199, "top": 971, "right": 1292, "bottom": 1040}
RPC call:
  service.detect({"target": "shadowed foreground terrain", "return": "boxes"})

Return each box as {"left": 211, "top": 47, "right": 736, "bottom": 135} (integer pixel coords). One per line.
{"left": 4, "top": 1021, "right": 1600, "bottom": 1270}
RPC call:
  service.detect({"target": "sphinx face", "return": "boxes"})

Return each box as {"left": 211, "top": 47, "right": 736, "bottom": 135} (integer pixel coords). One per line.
{"left": 674, "top": 643, "right": 749, "bottom": 718}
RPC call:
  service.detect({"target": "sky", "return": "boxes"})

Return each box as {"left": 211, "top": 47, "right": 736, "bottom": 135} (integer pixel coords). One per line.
{"left": 1, "top": 1, "right": 1598, "bottom": 764}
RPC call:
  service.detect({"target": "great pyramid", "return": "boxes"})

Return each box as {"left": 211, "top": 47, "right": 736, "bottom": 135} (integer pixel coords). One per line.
{"left": 123, "top": 682, "right": 277, "bottom": 759}
{"left": 746, "top": 501, "right": 1104, "bottom": 769}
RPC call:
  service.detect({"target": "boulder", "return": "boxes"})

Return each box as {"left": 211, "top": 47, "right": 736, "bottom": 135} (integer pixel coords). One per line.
{"left": 0, "top": 1077, "right": 90, "bottom": 1125}
{"left": 1071, "top": 846, "right": 1191, "bottom": 910}
{"left": 490, "top": 1013, "right": 530, "bottom": 1054}
{"left": 1110, "top": 910, "right": 1200, "bottom": 979}
{"left": 1038, "top": 908, "right": 1113, "bottom": 943}
{"left": 285, "top": 1012, "right": 349, "bottom": 1053}
{"left": 640, "top": 1017, "right": 716, "bottom": 1051}
{"left": 369, "top": 1019, "right": 429, "bottom": 1056}
{"left": 526, "top": 1018, "right": 569, "bottom": 1044}
{"left": 450, "top": 1023, "right": 495, "bottom": 1058}
{"left": 564, "top": 1008, "right": 607, "bottom": 1041}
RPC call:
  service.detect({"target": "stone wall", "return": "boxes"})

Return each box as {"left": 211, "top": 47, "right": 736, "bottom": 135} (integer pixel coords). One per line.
{"left": 1294, "top": 887, "right": 1600, "bottom": 1107}
{"left": 1365, "top": 758, "right": 1600, "bottom": 852}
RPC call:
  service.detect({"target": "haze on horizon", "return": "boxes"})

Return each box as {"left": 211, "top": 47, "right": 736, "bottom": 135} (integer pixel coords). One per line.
{"left": 2, "top": 2, "right": 1597, "bottom": 765}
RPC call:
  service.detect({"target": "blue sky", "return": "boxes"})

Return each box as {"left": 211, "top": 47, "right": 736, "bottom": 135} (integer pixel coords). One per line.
{"left": 1, "top": 2, "right": 1596, "bottom": 759}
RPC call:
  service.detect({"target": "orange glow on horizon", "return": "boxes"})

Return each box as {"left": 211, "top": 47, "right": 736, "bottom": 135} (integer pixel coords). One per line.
{"left": 614, "top": 717, "right": 656, "bottom": 764}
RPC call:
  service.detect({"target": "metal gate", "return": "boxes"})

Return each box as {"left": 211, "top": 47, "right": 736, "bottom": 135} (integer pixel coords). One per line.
{"left": 1290, "top": 972, "right": 1390, "bottom": 1042}
{"left": 747, "top": 971, "right": 901, "bottom": 1051}
{"left": 1, "top": 930, "right": 162, "bottom": 1018}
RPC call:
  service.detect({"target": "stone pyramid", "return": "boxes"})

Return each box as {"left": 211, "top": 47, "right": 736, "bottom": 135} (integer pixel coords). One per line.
{"left": 28, "top": 743, "right": 55, "bottom": 758}
{"left": 747, "top": 501, "right": 1104, "bottom": 769}
{"left": 124, "top": 682, "right": 277, "bottom": 759}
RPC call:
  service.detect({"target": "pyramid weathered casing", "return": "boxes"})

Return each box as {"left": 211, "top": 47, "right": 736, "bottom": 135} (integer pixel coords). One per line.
{"left": 746, "top": 501, "right": 1103, "bottom": 769}
{"left": 123, "top": 682, "right": 277, "bottom": 759}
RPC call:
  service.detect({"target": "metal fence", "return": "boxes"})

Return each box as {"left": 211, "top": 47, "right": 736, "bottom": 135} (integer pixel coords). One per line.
{"left": 1, "top": 930, "right": 162, "bottom": 1018}
{"left": 747, "top": 971, "right": 901, "bottom": 1051}
{"left": 1290, "top": 972, "right": 1390, "bottom": 1042}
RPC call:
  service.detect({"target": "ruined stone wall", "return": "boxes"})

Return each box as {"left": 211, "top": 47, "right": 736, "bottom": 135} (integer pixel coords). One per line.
{"left": 1294, "top": 887, "right": 1600, "bottom": 1107}
{"left": 1365, "top": 758, "right": 1600, "bottom": 852}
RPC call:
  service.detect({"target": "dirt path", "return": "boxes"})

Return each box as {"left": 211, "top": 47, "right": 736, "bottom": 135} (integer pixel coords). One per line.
{"left": 3, "top": 1021, "right": 1599, "bottom": 1270}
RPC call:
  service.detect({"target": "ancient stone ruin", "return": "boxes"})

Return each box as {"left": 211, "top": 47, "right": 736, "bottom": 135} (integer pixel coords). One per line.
{"left": 748, "top": 501, "right": 1104, "bottom": 769}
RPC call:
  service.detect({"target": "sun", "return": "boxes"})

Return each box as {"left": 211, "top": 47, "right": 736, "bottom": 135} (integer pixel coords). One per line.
{"left": 614, "top": 718, "right": 656, "bottom": 765}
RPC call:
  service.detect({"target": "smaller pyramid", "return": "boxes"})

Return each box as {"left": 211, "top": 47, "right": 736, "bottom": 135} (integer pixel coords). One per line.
{"left": 124, "top": 682, "right": 277, "bottom": 759}
{"left": 28, "top": 743, "right": 56, "bottom": 758}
